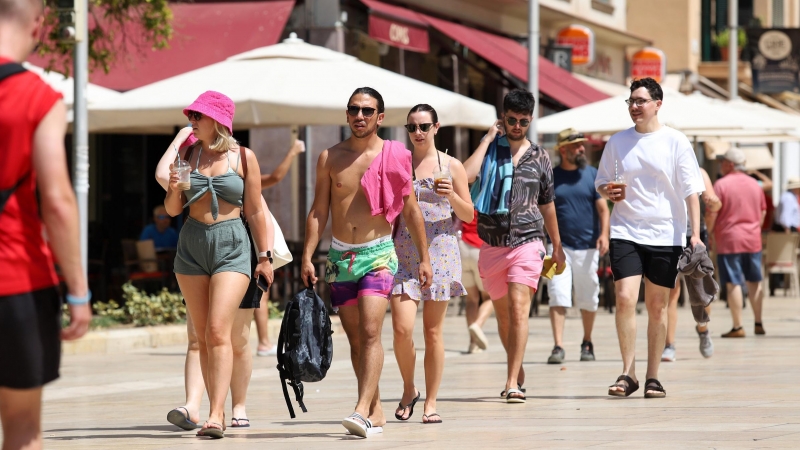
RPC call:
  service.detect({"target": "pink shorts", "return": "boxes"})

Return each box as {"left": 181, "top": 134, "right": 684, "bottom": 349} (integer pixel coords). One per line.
{"left": 478, "top": 240, "right": 546, "bottom": 300}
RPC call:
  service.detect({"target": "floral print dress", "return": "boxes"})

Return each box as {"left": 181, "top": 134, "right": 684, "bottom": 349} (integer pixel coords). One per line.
{"left": 392, "top": 158, "right": 465, "bottom": 301}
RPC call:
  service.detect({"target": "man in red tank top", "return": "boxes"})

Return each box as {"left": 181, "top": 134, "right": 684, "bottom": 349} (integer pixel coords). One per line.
{"left": 0, "top": 1, "right": 90, "bottom": 448}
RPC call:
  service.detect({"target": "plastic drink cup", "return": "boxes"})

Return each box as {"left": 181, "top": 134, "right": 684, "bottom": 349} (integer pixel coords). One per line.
{"left": 433, "top": 170, "right": 451, "bottom": 195}
{"left": 174, "top": 160, "right": 191, "bottom": 191}
{"left": 609, "top": 176, "right": 626, "bottom": 201}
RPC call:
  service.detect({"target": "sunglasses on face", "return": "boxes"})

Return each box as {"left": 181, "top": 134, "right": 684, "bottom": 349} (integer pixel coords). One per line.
{"left": 347, "top": 106, "right": 377, "bottom": 118}
{"left": 505, "top": 117, "right": 531, "bottom": 127}
{"left": 187, "top": 111, "right": 203, "bottom": 121}
{"left": 562, "top": 133, "right": 584, "bottom": 143}
{"left": 625, "top": 98, "right": 655, "bottom": 107}
{"left": 405, "top": 123, "right": 434, "bottom": 133}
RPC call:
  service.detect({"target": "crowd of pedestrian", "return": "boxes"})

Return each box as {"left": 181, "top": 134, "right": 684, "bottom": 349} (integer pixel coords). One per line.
{"left": 1, "top": 0, "right": 791, "bottom": 444}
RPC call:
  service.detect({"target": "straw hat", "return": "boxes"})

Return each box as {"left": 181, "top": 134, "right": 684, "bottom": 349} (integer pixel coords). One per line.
{"left": 555, "top": 128, "right": 588, "bottom": 149}
{"left": 786, "top": 177, "right": 800, "bottom": 190}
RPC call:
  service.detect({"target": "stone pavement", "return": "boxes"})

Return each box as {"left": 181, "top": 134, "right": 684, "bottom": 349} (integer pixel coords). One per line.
{"left": 19, "top": 297, "right": 800, "bottom": 448}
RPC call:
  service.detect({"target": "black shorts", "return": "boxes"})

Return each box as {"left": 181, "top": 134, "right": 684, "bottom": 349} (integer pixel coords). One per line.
{"left": 0, "top": 287, "right": 62, "bottom": 389}
{"left": 239, "top": 233, "right": 261, "bottom": 309}
{"left": 609, "top": 239, "right": 683, "bottom": 288}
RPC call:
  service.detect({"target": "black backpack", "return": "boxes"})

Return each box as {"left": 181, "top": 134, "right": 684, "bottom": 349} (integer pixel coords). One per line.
{"left": 276, "top": 287, "right": 334, "bottom": 418}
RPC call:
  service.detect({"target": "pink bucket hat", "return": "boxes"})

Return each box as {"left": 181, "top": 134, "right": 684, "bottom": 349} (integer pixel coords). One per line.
{"left": 183, "top": 91, "right": 235, "bottom": 134}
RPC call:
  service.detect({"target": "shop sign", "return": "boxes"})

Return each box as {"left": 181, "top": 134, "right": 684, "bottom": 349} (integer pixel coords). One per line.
{"left": 556, "top": 25, "right": 595, "bottom": 66}
{"left": 368, "top": 13, "right": 429, "bottom": 53}
{"left": 748, "top": 28, "right": 800, "bottom": 93}
{"left": 630, "top": 47, "right": 666, "bottom": 82}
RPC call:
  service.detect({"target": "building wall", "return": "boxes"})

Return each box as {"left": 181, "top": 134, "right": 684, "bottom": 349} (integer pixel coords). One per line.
{"left": 542, "top": 0, "right": 628, "bottom": 31}
{"left": 754, "top": 0, "right": 800, "bottom": 27}
{"left": 627, "top": 0, "right": 701, "bottom": 73}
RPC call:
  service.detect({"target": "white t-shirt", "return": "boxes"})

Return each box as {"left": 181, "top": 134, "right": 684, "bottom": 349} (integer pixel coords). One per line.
{"left": 595, "top": 125, "right": 704, "bottom": 246}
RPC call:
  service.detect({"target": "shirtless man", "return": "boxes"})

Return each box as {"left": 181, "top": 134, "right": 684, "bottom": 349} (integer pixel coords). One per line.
{"left": 302, "top": 87, "right": 432, "bottom": 438}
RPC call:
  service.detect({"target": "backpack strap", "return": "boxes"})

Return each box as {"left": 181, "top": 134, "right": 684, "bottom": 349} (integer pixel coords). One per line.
{"left": 0, "top": 63, "right": 27, "bottom": 83}
{"left": 276, "top": 307, "right": 297, "bottom": 418}
{"left": 0, "top": 63, "right": 32, "bottom": 215}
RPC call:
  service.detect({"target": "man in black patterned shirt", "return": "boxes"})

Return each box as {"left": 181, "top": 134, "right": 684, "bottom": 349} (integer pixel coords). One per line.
{"left": 464, "top": 89, "right": 566, "bottom": 403}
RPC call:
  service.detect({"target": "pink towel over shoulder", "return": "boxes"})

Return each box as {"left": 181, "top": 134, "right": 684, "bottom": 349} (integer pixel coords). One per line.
{"left": 360, "top": 139, "right": 413, "bottom": 224}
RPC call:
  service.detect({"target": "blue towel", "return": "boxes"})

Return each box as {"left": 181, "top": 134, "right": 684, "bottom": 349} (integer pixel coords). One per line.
{"left": 470, "top": 135, "right": 514, "bottom": 215}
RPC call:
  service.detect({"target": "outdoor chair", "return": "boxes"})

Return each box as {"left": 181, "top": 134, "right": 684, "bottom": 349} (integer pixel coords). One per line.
{"left": 763, "top": 232, "right": 800, "bottom": 297}
{"left": 121, "top": 239, "right": 168, "bottom": 292}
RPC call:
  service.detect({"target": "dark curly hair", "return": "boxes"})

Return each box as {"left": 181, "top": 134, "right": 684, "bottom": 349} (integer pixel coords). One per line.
{"left": 348, "top": 87, "right": 385, "bottom": 114}
{"left": 503, "top": 89, "right": 535, "bottom": 116}
{"left": 630, "top": 77, "right": 663, "bottom": 101}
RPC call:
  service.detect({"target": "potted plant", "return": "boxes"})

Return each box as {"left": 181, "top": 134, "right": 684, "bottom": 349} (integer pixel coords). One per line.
{"left": 715, "top": 28, "right": 747, "bottom": 60}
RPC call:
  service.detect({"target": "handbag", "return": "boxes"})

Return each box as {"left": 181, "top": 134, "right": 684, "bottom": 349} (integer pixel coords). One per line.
{"left": 270, "top": 211, "right": 292, "bottom": 269}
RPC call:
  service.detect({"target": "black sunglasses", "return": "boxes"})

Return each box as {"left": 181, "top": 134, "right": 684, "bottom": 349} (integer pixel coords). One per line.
{"left": 347, "top": 106, "right": 377, "bottom": 118}
{"left": 187, "top": 110, "right": 203, "bottom": 121}
{"left": 563, "top": 133, "right": 584, "bottom": 142}
{"left": 405, "top": 123, "right": 434, "bottom": 133}
{"left": 506, "top": 117, "right": 531, "bottom": 127}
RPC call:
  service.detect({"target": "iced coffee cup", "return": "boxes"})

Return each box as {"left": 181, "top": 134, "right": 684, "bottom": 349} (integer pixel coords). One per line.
{"left": 174, "top": 160, "right": 191, "bottom": 191}
{"left": 608, "top": 176, "right": 627, "bottom": 201}
{"left": 433, "top": 169, "right": 451, "bottom": 195}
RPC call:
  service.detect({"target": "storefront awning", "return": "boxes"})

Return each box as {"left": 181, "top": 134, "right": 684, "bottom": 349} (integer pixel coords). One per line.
{"left": 29, "top": 1, "right": 295, "bottom": 91}
{"left": 421, "top": 14, "right": 609, "bottom": 109}
{"left": 362, "top": 0, "right": 429, "bottom": 53}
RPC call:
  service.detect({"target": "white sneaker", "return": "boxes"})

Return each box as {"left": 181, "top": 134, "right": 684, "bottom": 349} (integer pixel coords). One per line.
{"left": 256, "top": 345, "right": 278, "bottom": 357}
{"left": 468, "top": 323, "right": 488, "bottom": 350}
{"left": 467, "top": 342, "right": 484, "bottom": 354}
{"left": 697, "top": 327, "right": 714, "bottom": 358}
{"left": 661, "top": 344, "right": 676, "bottom": 362}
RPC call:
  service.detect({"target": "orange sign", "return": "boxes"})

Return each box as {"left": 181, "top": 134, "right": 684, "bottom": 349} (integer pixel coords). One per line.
{"left": 556, "top": 25, "right": 595, "bottom": 66}
{"left": 630, "top": 47, "right": 666, "bottom": 82}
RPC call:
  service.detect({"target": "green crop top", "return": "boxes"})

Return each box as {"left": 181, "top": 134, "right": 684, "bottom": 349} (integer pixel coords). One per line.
{"left": 184, "top": 146, "right": 244, "bottom": 220}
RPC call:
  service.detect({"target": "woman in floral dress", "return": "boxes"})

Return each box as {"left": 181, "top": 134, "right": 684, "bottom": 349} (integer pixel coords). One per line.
{"left": 391, "top": 104, "right": 474, "bottom": 424}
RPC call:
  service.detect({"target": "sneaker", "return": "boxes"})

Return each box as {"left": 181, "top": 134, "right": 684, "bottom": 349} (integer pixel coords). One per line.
{"left": 547, "top": 346, "right": 565, "bottom": 364}
{"left": 579, "top": 341, "right": 595, "bottom": 361}
{"left": 721, "top": 327, "right": 745, "bottom": 338}
{"left": 661, "top": 344, "right": 676, "bottom": 362}
{"left": 755, "top": 323, "right": 766, "bottom": 335}
{"left": 697, "top": 327, "right": 714, "bottom": 358}
{"left": 467, "top": 341, "right": 484, "bottom": 354}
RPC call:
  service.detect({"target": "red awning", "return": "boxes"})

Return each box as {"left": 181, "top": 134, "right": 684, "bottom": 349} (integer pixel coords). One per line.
{"left": 422, "top": 14, "right": 609, "bottom": 109}
{"left": 361, "top": 0, "right": 430, "bottom": 53}
{"left": 29, "top": 1, "right": 295, "bottom": 91}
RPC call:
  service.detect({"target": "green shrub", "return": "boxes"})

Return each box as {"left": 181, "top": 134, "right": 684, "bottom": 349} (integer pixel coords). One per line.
{"left": 267, "top": 299, "right": 284, "bottom": 319}
{"left": 93, "top": 282, "right": 187, "bottom": 327}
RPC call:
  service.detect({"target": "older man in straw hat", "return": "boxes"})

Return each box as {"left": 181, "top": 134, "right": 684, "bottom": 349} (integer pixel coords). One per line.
{"left": 545, "top": 128, "right": 609, "bottom": 364}
{"left": 712, "top": 148, "right": 767, "bottom": 338}
{"left": 775, "top": 177, "right": 800, "bottom": 233}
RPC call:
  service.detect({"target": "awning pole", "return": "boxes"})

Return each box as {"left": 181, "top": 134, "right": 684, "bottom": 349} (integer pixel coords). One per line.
{"left": 729, "top": 0, "right": 738, "bottom": 100}
{"left": 73, "top": 0, "right": 89, "bottom": 277}
{"left": 528, "top": 0, "right": 539, "bottom": 139}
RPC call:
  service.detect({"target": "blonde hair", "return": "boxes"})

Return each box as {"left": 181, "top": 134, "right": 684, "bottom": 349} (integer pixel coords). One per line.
{"left": 209, "top": 121, "right": 238, "bottom": 153}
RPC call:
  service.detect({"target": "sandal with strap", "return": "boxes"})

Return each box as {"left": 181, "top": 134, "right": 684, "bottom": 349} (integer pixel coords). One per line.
{"left": 644, "top": 378, "right": 667, "bottom": 398}
{"left": 500, "top": 384, "right": 526, "bottom": 398}
{"left": 342, "top": 412, "right": 373, "bottom": 438}
{"left": 608, "top": 375, "right": 639, "bottom": 397}
{"left": 505, "top": 388, "right": 526, "bottom": 403}
{"left": 167, "top": 407, "right": 198, "bottom": 430}
{"left": 394, "top": 390, "right": 420, "bottom": 421}
{"left": 198, "top": 422, "right": 224, "bottom": 439}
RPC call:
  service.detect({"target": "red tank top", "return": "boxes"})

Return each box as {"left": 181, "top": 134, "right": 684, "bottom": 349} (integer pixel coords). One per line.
{"left": 461, "top": 209, "right": 483, "bottom": 248}
{"left": 0, "top": 58, "right": 62, "bottom": 296}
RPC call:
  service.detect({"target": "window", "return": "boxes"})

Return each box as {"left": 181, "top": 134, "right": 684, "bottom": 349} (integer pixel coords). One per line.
{"left": 591, "top": 0, "right": 614, "bottom": 14}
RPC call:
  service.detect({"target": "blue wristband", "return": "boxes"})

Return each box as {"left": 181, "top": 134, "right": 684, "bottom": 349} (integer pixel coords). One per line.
{"left": 66, "top": 289, "right": 92, "bottom": 305}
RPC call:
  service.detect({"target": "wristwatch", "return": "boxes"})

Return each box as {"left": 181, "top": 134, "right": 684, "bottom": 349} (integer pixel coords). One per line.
{"left": 258, "top": 251, "right": 273, "bottom": 264}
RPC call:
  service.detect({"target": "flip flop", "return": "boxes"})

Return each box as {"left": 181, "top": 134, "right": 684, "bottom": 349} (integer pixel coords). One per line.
{"left": 394, "top": 390, "right": 420, "bottom": 421}
{"left": 422, "top": 413, "right": 443, "bottom": 424}
{"left": 505, "top": 388, "right": 526, "bottom": 403}
{"left": 644, "top": 378, "right": 667, "bottom": 399}
{"left": 230, "top": 417, "right": 250, "bottom": 428}
{"left": 198, "top": 422, "right": 224, "bottom": 439}
{"left": 608, "top": 375, "right": 639, "bottom": 397}
{"left": 167, "top": 407, "right": 198, "bottom": 430}
{"left": 342, "top": 413, "right": 374, "bottom": 438}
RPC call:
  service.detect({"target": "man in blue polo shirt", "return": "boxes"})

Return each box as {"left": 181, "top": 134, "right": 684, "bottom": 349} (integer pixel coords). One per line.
{"left": 546, "top": 128, "right": 609, "bottom": 364}
{"left": 140, "top": 205, "right": 179, "bottom": 250}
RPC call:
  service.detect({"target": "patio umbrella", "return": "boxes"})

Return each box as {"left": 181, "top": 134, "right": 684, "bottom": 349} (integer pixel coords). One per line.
{"left": 536, "top": 87, "right": 799, "bottom": 140}
{"left": 88, "top": 34, "right": 497, "bottom": 133}
{"left": 24, "top": 63, "right": 120, "bottom": 123}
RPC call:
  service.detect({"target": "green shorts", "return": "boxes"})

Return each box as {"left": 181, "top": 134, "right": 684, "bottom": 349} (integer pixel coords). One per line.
{"left": 325, "top": 237, "right": 398, "bottom": 309}
{"left": 174, "top": 217, "right": 251, "bottom": 278}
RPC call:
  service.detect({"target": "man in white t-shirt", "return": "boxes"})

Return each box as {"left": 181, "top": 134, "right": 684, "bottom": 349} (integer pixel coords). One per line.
{"left": 595, "top": 77, "right": 704, "bottom": 399}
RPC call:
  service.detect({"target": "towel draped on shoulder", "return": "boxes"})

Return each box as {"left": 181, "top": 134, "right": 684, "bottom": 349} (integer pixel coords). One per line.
{"left": 360, "top": 139, "right": 413, "bottom": 224}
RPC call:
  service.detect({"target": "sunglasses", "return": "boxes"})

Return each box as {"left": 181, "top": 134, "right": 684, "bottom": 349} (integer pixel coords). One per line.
{"left": 561, "top": 133, "right": 584, "bottom": 143}
{"left": 347, "top": 106, "right": 377, "bottom": 118}
{"left": 625, "top": 98, "right": 656, "bottom": 107}
{"left": 505, "top": 117, "right": 531, "bottom": 127}
{"left": 405, "top": 123, "right": 435, "bottom": 133}
{"left": 187, "top": 110, "right": 203, "bottom": 121}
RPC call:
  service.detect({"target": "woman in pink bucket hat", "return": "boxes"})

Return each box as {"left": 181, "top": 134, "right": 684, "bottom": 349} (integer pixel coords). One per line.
{"left": 162, "top": 90, "right": 273, "bottom": 439}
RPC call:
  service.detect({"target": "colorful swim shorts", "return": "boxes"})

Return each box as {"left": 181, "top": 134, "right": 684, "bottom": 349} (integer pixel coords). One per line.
{"left": 325, "top": 236, "right": 398, "bottom": 309}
